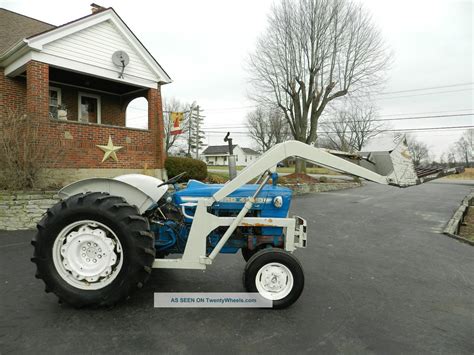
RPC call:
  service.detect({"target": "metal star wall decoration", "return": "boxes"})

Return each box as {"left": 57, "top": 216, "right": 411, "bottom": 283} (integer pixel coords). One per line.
{"left": 97, "top": 136, "right": 123, "bottom": 162}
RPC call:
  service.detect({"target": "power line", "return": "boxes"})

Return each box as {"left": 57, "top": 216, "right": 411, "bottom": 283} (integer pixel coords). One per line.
{"left": 128, "top": 106, "right": 147, "bottom": 111}
{"left": 202, "top": 113, "right": 474, "bottom": 129}
{"left": 172, "top": 84, "right": 474, "bottom": 112}
{"left": 203, "top": 125, "right": 473, "bottom": 135}
{"left": 136, "top": 104, "right": 473, "bottom": 118}
{"left": 377, "top": 108, "right": 473, "bottom": 117}
{"left": 377, "top": 125, "right": 473, "bottom": 133}
{"left": 379, "top": 82, "right": 474, "bottom": 95}
{"left": 128, "top": 107, "right": 473, "bottom": 128}
{"left": 376, "top": 88, "right": 473, "bottom": 100}
{"left": 205, "top": 105, "right": 256, "bottom": 112}
{"left": 373, "top": 113, "right": 473, "bottom": 122}
{"left": 129, "top": 83, "right": 474, "bottom": 112}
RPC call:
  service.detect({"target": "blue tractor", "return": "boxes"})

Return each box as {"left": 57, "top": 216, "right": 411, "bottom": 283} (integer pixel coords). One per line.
{"left": 31, "top": 139, "right": 458, "bottom": 308}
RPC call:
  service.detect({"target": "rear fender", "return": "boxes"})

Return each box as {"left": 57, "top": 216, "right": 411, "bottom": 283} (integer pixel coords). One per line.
{"left": 59, "top": 174, "right": 168, "bottom": 214}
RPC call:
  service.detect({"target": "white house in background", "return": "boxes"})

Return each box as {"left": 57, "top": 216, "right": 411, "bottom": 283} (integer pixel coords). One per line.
{"left": 201, "top": 145, "right": 259, "bottom": 166}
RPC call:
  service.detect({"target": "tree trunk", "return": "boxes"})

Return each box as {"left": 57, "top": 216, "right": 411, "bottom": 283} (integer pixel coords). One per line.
{"left": 295, "top": 158, "right": 307, "bottom": 174}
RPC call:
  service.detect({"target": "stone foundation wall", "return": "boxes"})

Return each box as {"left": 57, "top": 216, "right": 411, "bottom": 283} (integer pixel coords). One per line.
{"left": 282, "top": 182, "right": 361, "bottom": 194}
{"left": 0, "top": 191, "right": 59, "bottom": 230}
{"left": 0, "top": 168, "right": 166, "bottom": 230}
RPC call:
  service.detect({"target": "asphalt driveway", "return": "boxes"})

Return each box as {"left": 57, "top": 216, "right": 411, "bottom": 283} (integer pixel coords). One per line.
{"left": 1, "top": 181, "right": 473, "bottom": 354}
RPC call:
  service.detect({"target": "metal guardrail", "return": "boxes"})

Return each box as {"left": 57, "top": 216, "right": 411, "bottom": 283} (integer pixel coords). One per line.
{"left": 443, "top": 191, "right": 474, "bottom": 246}
{"left": 416, "top": 166, "right": 465, "bottom": 183}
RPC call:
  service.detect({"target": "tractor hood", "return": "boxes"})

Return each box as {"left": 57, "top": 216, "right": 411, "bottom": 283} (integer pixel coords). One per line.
{"left": 174, "top": 180, "right": 293, "bottom": 218}
{"left": 175, "top": 179, "right": 291, "bottom": 199}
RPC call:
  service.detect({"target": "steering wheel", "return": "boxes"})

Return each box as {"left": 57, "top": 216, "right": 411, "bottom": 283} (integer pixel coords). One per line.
{"left": 157, "top": 171, "right": 187, "bottom": 188}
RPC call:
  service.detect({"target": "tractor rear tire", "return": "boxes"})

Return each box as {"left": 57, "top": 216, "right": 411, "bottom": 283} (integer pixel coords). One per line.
{"left": 243, "top": 248, "right": 304, "bottom": 309}
{"left": 31, "top": 192, "right": 155, "bottom": 308}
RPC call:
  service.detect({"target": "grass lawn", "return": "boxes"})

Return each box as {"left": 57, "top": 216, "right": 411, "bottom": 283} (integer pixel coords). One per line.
{"left": 276, "top": 167, "right": 338, "bottom": 174}
{"left": 208, "top": 165, "right": 244, "bottom": 171}
{"left": 208, "top": 165, "right": 338, "bottom": 175}
{"left": 459, "top": 206, "right": 474, "bottom": 242}
{"left": 445, "top": 167, "right": 474, "bottom": 180}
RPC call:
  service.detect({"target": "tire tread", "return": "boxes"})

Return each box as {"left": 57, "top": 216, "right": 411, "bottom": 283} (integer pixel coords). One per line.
{"left": 32, "top": 192, "right": 155, "bottom": 308}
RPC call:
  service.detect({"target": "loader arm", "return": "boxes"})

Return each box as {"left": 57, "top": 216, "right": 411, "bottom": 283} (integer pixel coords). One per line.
{"left": 212, "top": 138, "right": 418, "bottom": 203}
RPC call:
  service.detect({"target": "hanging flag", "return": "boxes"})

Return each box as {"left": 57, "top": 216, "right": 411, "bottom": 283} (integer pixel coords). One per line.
{"left": 170, "top": 112, "right": 184, "bottom": 135}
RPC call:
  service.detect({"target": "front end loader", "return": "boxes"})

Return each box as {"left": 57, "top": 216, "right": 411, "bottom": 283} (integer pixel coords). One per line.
{"left": 31, "top": 136, "right": 462, "bottom": 308}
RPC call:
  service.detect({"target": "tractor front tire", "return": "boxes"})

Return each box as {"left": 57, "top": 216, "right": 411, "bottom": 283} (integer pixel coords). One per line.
{"left": 243, "top": 248, "right": 304, "bottom": 309}
{"left": 241, "top": 247, "right": 257, "bottom": 262}
{"left": 31, "top": 192, "right": 155, "bottom": 308}
{"left": 241, "top": 244, "right": 271, "bottom": 262}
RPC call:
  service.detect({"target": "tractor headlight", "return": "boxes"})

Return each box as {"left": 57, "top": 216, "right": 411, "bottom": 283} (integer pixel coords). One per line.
{"left": 273, "top": 196, "right": 283, "bottom": 208}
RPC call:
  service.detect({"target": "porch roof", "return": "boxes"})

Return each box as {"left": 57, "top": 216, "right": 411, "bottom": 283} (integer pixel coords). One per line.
{"left": 48, "top": 67, "right": 145, "bottom": 96}
{"left": 1, "top": 7, "right": 171, "bottom": 89}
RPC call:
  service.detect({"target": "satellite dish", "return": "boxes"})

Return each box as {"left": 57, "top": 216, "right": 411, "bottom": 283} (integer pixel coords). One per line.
{"left": 112, "top": 51, "right": 129, "bottom": 66}
{"left": 112, "top": 51, "right": 129, "bottom": 78}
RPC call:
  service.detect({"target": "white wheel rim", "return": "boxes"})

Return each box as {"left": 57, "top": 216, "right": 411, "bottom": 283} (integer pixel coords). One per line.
{"left": 52, "top": 220, "right": 124, "bottom": 290}
{"left": 255, "top": 262, "right": 294, "bottom": 300}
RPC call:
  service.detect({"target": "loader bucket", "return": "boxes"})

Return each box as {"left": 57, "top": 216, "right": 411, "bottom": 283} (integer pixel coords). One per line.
{"left": 357, "top": 136, "right": 419, "bottom": 187}
{"left": 345, "top": 135, "right": 463, "bottom": 187}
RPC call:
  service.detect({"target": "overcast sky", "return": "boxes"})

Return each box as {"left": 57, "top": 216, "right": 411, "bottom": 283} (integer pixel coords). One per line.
{"left": 2, "top": 0, "right": 472, "bottom": 159}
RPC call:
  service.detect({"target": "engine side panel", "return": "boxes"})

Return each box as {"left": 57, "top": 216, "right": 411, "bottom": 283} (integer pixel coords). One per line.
{"left": 163, "top": 180, "right": 293, "bottom": 253}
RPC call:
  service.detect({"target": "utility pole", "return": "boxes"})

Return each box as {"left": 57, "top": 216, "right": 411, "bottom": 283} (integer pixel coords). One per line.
{"left": 187, "top": 103, "right": 206, "bottom": 159}
{"left": 187, "top": 103, "right": 194, "bottom": 157}
{"left": 195, "top": 105, "right": 200, "bottom": 159}
{"left": 224, "top": 132, "right": 237, "bottom": 180}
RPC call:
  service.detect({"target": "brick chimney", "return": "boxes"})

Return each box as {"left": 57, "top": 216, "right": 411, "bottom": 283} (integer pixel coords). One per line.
{"left": 90, "top": 3, "right": 106, "bottom": 14}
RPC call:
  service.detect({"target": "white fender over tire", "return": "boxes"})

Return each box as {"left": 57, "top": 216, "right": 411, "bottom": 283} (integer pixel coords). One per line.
{"left": 59, "top": 174, "right": 169, "bottom": 213}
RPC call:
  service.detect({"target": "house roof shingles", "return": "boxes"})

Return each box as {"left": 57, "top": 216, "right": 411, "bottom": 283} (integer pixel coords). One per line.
{"left": 0, "top": 8, "right": 55, "bottom": 56}
{"left": 202, "top": 145, "right": 259, "bottom": 155}
{"left": 242, "top": 147, "right": 259, "bottom": 155}
{"left": 202, "top": 145, "right": 237, "bottom": 155}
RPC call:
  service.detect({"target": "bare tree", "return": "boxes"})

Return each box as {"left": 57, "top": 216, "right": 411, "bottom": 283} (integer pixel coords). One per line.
{"left": 0, "top": 110, "right": 62, "bottom": 189}
{"left": 406, "top": 135, "right": 430, "bottom": 167}
{"left": 454, "top": 129, "right": 473, "bottom": 167}
{"left": 320, "top": 104, "right": 384, "bottom": 152}
{"left": 247, "top": 0, "right": 389, "bottom": 172}
{"left": 163, "top": 98, "right": 190, "bottom": 154}
{"left": 447, "top": 148, "right": 458, "bottom": 168}
{"left": 246, "top": 106, "right": 291, "bottom": 152}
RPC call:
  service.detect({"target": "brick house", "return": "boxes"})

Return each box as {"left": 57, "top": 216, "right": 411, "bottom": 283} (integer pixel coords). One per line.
{"left": 0, "top": 6, "right": 171, "bottom": 186}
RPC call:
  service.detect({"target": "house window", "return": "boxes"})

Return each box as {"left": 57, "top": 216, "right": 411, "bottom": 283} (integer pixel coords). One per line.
{"left": 49, "top": 87, "right": 62, "bottom": 119}
{"left": 78, "top": 92, "right": 101, "bottom": 123}
{"left": 223, "top": 156, "right": 227, "bottom": 163}
{"left": 245, "top": 156, "right": 248, "bottom": 162}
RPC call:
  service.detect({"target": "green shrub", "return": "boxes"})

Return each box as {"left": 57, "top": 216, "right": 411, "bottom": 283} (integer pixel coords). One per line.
{"left": 318, "top": 176, "right": 328, "bottom": 183}
{"left": 165, "top": 156, "right": 207, "bottom": 181}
